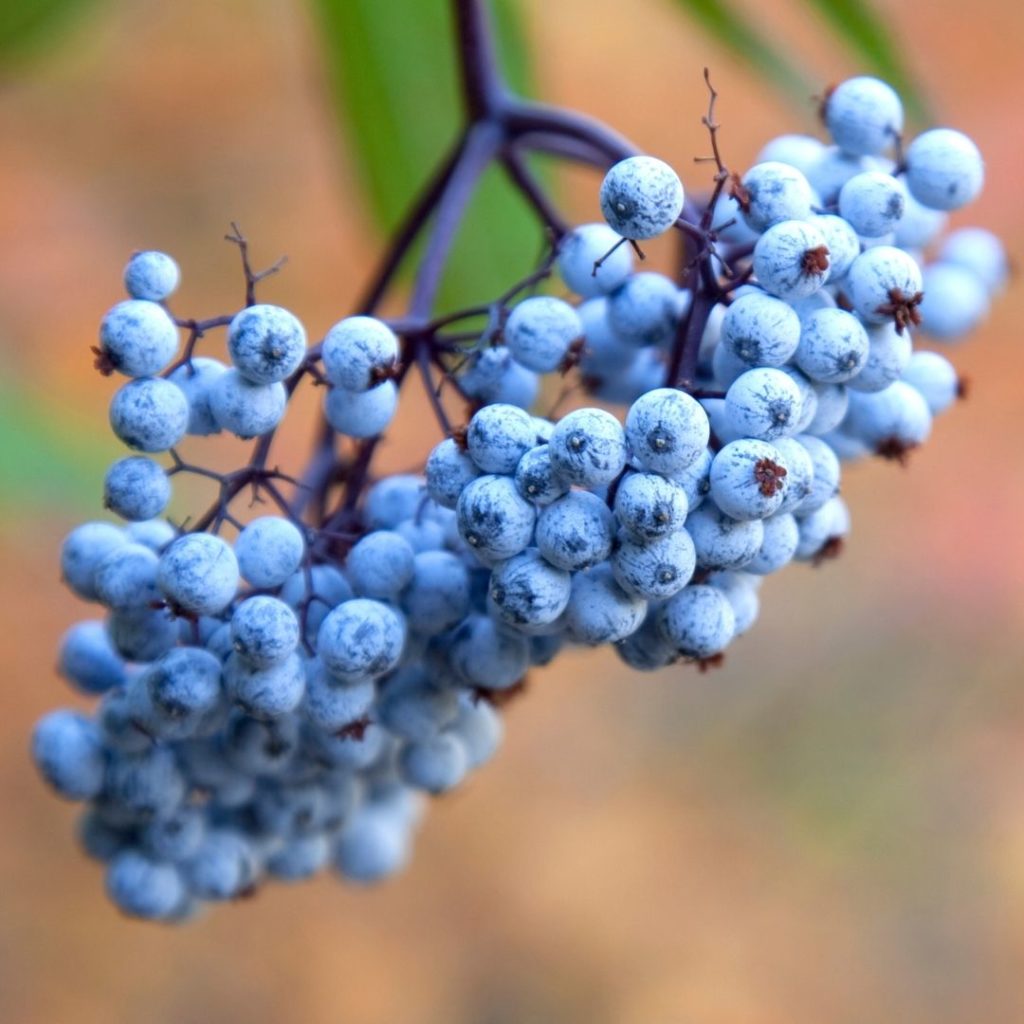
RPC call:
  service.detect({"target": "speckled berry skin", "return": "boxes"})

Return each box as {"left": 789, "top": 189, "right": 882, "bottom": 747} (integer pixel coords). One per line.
{"left": 94, "top": 542, "right": 160, "bottom": 610}
{"left": 685, "top": 502, "right": 764, "bottom": 571}
{"left": 901, "top": 350, "right": 960, "bottom": 414}
{"left": 838, "top": 171, "right": 905, "bottom": 238}
{"left": 549, "top": 407, "right": 627, "bottom": 487}
{"left": 625, "top": 388, "right": 709, "bottom": 475}
{"left": 304, "top": 663, "right": 375, "bottom": 732}
{"left": 455, "top": 474, "right": 536, "bottom": 563}
{"left": 504, "top": 296, "right": 581, "bottom": 373}
{"left": 607, "top": 272, "right": 679, "bottom": 347}
{"left": 752, "top": 220, "right": 831, "bottom": 300}
{"left": 709, "top": 438, "right": 790, "bottom": 521}
{"left": 425, "top": 438, "right": 480, "bottom": 509}
{"left": 401, "top": 551, "right": 470, "bottom": 635}
{"left": 770, "top": 437, "right": 815, "bottom": 514}
{"left": 739, "top": 161, "right": 815, "bottom": 232}
{"left": 235, "top": 516, "right": 305, "bottom": 589}
{"left": 599, "top": 155, "right": 684, "bottom": 240}
{"left": 657, "top": 584, "right": 736, "bottom": 659}
{"left": 323, "top": 381, "right": 397, "bottom": 438}
{"left": 322, "top": 316, "right": 399, "bottom": 392}
{"left": 168, "top": 357, "right": 228, "bottom": 436}
{"left": 466, "top": 403, "right": 536, "bottom": 474}
{"left": 209, "top": 369, "right": 286, "bottom": 438}
{"left": 905, "top": 128, "right": 984, "bottom": 211}
{"left": 823, "top": 77, "right": 903, "bottom": 157}
{"left": 346, "top": 530, "right": 416, "bottom": 600}
{"left": 556, "top": 222, "right": 634, "bottom": 297}
{"left": 158, "top": 533, "right": 239, "bottom": 616}
{"left": 535, "top": 490, "right": 614, "bottom": 572}
{"left": 460, "top": 347, "right": 538, "bottom": 409}
{"left": 226, "top": 304, "right": 306, "bottom": 385}
{"left": 144, "top": 645, "right": 222, "bottom": 726}
{"left": 721, "top": 291, "right": 801, "bottom": 367}
{"left": 846, "top": 322, "right": 912, "bottom": 393}
{"left": 109, "top": 377, "right": 190, "bottom": 452}
{"left": 918, "top": 263, "right": 989, "bottom": 341}
{"left": 844, "top": 246, "right": 923, "bottom": 327}
{"left": 317, "top": 599, "right": 405, "bottom": 681}
{"left": 806, "top": 146, "right": 869, "bottom": 205}
{"left": 225, "top": 651, "right": 305, "bottom": 718}
{"left": 612, "top": 528, "right": 696, "bottom": 600}
{"left": 103, "top": 456, "right": 171, "bottom": 522}
{"left": 812, "top": 214, "right": 860, "bottom": 282}
{"left": 796, "top": 308, "right": 870, "bottom": 384}
{"left": 724, "top": 367, "right": 803, "bottom": 441}
{"left": 613, "top": 471, "right": 688, "bottom": 542}
{"left": 231, "top": 596, "right": 300, "bottom": 669}
{"left": 513, "top": 444, "right": 567, "bottom": 507}
{"left": 488, "top": 548, "right": 571, "bottom": 627}
{"left": 939, "top": 227, "right": 1007, "bottom": 294}
{"left": 99, "top": 300, "right": 180, "bottom": 378}
{"left": 564, "top": 563, "right": 647, "bottom": 645}
{"left": 123, "top": 250, "right": 181, "bottom": 302}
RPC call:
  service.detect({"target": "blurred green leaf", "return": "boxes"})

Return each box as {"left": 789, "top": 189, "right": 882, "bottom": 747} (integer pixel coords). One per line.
{"left": 0, "top": 0, "right": 101, "bottom": 64}
{"left": 0, "top": 378, "right": 113, "bottom": 517}
{"left": 668, "top": 0, "right": 815, "bottom": 105}
{"left": 799, "top": 0, "right": 931, "bottom": 122}
{"left": 309, "top": 0, "right": 541, "bottom": 312}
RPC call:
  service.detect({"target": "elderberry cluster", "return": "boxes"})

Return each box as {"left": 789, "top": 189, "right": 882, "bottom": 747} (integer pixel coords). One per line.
{"left": 34, "top": 75, "right": 1006, "bottom": 922}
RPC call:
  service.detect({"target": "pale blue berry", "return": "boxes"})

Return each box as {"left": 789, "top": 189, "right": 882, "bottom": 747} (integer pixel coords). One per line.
{"left": 724, "top": 367, "right": 803, "bottom": 441}
{"left": 739, "top": 161, "right": 815, "bottom": 232}
{"left": 504, "top": 296, "right": 581, "bottom": 373}
{"left": 536, "top": 490, "right": 614, "bottom": 571}
{"left": 918, "top": 263, "right": 989, "bottom": 340}
{"left": 746, "top": 512, "right": 800, "bottom": 574}
{"left": 466, "top": 403, "right": 536, "bottom": 474}
{"left": 685, "top": 502, "right": 764, "bottom": 570}
{"left": 99, "top": 300, "right": 179, "bottom": 378}
{"left": 844, "top": 246, "right": 923, "bottom": 327}
{"left": 901, "top": 350, "right": 960, "bottom": 415}
{"left": 103, "top": 456, "right": 171, "bottom": 522}
{"left": 109, "top": 377, "right": 189, "bottom": 452}
{"left": 557, "top": 222, "right": 633, "bottom": 296}
{"left": 345, "top": 530, "right": 415, "bottom": 600}
{"left": 599, "top": 156, "right": 684, "bottom": 240}
{"left": 657, "top": 584, "right": 736, "bottom": 659}
{"left": 905, "top": 128, "right": 984, "bottom": 211}
{"left": 123, "top": 250, "right": 180, "bottom": 302}
{"left": 838, "top": 171, "right": 905, "bottom": 238}
{"left": 324, "top": 381, "right": 397, "bottom": 438}
{"left": 514, "top": 444, "right": 569, "bottom": 506}
{"left": 564, "top": 563, "right": 646, "bottom": 645}
{"left": 613, "top": 471, "right": 688, "bottom": 541}
{"left": 823, "top": 77, "right": 903, "bottom": 156}
{"left": 625, "top": 388, "right": 708, "bottom": 474}
{"left": 939, "top": 227, "right": 1007, "bottom": 294}
{"left": 158, "top": 533, "right": 239, "bottom": 615}
{"left": 795, "top": 308, "right": 869, "bottom": 384}
{"left": 488, "top": 548, "right": 571, "bottom": 627}
{"left": 235, "top": 516, "right": 306, "bottom": 589}
{"left": 209, "top": 368, "right": 286, "bottom": 438}
{"left": 549, "top": 407, "right": 627, "bottom": 487}
{"left": 32, "top": 709, "right": 106, "bottom": 800}
{"left": 322, "top": 316, "right": 399, "bottom": 391}
{"left": 709, "top": 439, "right": 790, "bottom": 521}
{"left": 612, "top": 528, "right": 696, "bottom": 600}
{"left": 721, "top": 291, "right": 801, "bottom": 367}
{"left": 607, "top": 272, "right": 679, "bottom": 347}
{"left": 227, "top": 304, "right": 306, "bottom": 384}
{"left": 753, "top": 219, "right": 830, "bottom": 300}
{"left": 168, "top": 357, "right": 228, "bottom": 436}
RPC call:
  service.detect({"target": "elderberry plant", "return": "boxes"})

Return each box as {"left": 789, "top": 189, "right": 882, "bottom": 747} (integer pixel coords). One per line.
{"left": 34, "top": 0, "right": 1006, "bottom": 922}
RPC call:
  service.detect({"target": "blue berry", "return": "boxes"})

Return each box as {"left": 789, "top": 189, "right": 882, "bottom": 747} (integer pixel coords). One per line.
{"left": 98, "top": 300, "right": 179, "bottom": 377}
{"left": 425, "top": 438, "right": 480, "bottom": 509}
{"left": 770, "top": 436, "right": 815, "bottom": 513}
{"left": 504, "top": 296, "right": 581, "bottom": 373}
{"left": 185, "top": 830, "right": 259, "bottom": 900}
{"left": 225, "top": 651, "right": 305, "bottom": 718}
{"left": 838, "top": 171, "right": 905, "bottom": 238}
{"left": 599, "top": 156, "right": 684, "bottom": 240}
{"left": 738, "top": 161, "right": 815, "bottom": 232}
{"left": 612, "top": 528, "right": 696, "bottom": 600}
{"left": 401, "top": 550, "right": 470, "bottom": 634}
{"left": 846, "top": 321, "right": 912, "bottom": 393}
{"left": 667, "top": 446, "right": 713, "bottom": 512}
{"left": 317, "top": 599, "right": 406, "bottom": 680}
{"left": 488, "top": 548, "right": 571, "bottom": 627}
{"left": 146, "top": 646, "right": 222, "bottom": 727}
{"left": 125, "top": 518, "right": 177, "bottom": 553}
{"left": 322, "top": 316, "right": 399, "bottom": 391}
{"left": 625, "top": 388, "right": 709, "bottom": 474}
{"left": 346, "top": 530, "right": 415, "bottom": 600}
{"left": 466, "top": 403, "right": 536, "bottom": 474}
{"left": 721, "top": 291, "right": 801, "bottom": 367}
{"left": 456, "top": 474, "right": 536, "bottom": 562}
{"left": 400, "top": 734, "right": 468, "bottom": 794}
{"left": 844, "top": 381, "right": 932, "bottom": 455}
{"left": 918, "top": 263, "right": 989, "bottom": 340}
{"left": 109, "top": 377, "right": 190, "bottom": 452}
{"left": 234, "top": 515, "right": 306, "bottom": 588}
{"left": 905, "top": 128, "right": 984, "bottom": 211}
{"left": 514, "top": 444, "right": 569, "bottom": 506}
{"left": 746, "top": 512, "right": 800, "bottom": 574}
{"left": 794, "top": 497, "right": 850, "bottom": 561}
{"left": 685, "top": 502, "right": 764, "bottom": 570}
{"left": 231, "top": 596, "right": 300, "bottom": 668}
{"left": 795, "top": 308, "right": 869, "bottom": 384}
{"left": 104, "top": 744, "right": 186, "bottom": 818}
{"left": 709, "top": 438, "right": 790, "bottom": 521}
{"left": 756, "top": 134, "right": 826, "bottom": 176}
{"left": 168, "top": 357, "right": 228, "bottom": 436}
{"left": 304, "top": 663, "right": 375, "bottom": 732}
{"left": 157, "top": 533, "right": 239, "bottom": 615}
{"left": 557, "top": 222, "right": 633, "bottom": 296}
{"left": 939, "top": 227, "right": 1007, "bottom": 294}
{"left": 658, "top": 584, "right": 736, "bottom": 659}
{"left": 94, "top": 542, "right": 160, "bottom": 610}
{"left": 813, "top": 214, "right": 861, "bottom": 280}
{"left": 334, "top": 807, "right": 410, "bottom": 884}
{"left": 752, "top": 220, "right": 831, "bottom": 300}
{"left": 58, "top": 620, "right": 127, "bottom": 695}
{"left": 823, "top": 77, "right": 903, "bottom": 156}
{"left": 103, "top": 456, "right": 171, "bottom": 522}
{"left": 805, "top": 146, "right": 868, "bottom": 205}
{"left": 324, "top": 381, "right": 397, "bottom": 438}
{"left": 796, "top": 434, "right": 841, "bottom": 512}
{"left": 141, "top": 805, "right": 206, "bottom": 862}
{"left": 536, "top": 490, "right": 614, "bottom": 571}
{"left": 123, "top": 250, "right": 181, "bottom": 301}
{"left": 893, "top": 186, "right": 947, "bottom": 249}
{"left": 60, "top": 521, "right": 127, "bottom": 601}
{"left": 805, "top": 382, "right": 850, "bottom": 436}
{"left": 106, "top": 850, "right": 186, "bottom": 920}
{"left": 460, "top": 346, "right": 538, "bottom": 409}
{"left": 613, "top": 471, "right": 688, "bottom": 541}
{"left": 577, "top": 297, "right": 639, "bottom": 375}
{"left": 107, "top": 606, "right": 179, "bottom": 662}
{"left": 901, "top": 350, "right": 960, "bottom": 415}
{"left": 450, "top": 693, "right": 504, "bottom": 768}
{"left": 267, "top": 835, "right": 331, "bottom": 880}
{"left": 209, "top": 369, "right": 286, "bottom": 438}
{"left": 32, "top": 709, "right": 106, "bottom": 800}
{"left": 564, "top": 563, "right": 646, "bottom": 645}
{"left": 227, "top": 304, "right": 306, "bottom": 384}
{"left": 551, "top": 407, "right": 630, "bottom": 487}
{"left": 724, "top": 367, "right": 803, "bottom": 441}
{"left": 607, "top": 272, "right": 679, "bottom": 347}
{"left": 449, "top": 614, "right": 529, "bottom": 689}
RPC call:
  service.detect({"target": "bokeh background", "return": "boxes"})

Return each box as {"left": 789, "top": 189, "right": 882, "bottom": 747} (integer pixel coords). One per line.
{"left": 2, "top": 1, "right": 1023, "bottom": 1021}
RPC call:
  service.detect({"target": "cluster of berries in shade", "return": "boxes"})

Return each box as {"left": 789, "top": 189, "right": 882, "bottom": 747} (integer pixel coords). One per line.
{"left": 34, "top": 75, "right": 1006, "bottom": 922}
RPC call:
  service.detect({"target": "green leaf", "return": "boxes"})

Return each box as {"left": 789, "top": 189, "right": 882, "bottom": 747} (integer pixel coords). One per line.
{"left": 0, "top": 376, "right": 114, "bottom": 518}
{"left": 0, "top": 0, "right": 102, "bottom": 65}
{"left": 668, "top": 0, "right": 816, "bottom": 106}
{"left": 799, "top": 0, "right": 931, "bottom": 123}
{"left": 308, "top": 0, "right": 541, "bottom": 312}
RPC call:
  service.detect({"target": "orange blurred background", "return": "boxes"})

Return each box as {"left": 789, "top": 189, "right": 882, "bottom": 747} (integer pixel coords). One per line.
{"left": 2, "top": 1, "right": 1023, "bottom": 1021}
